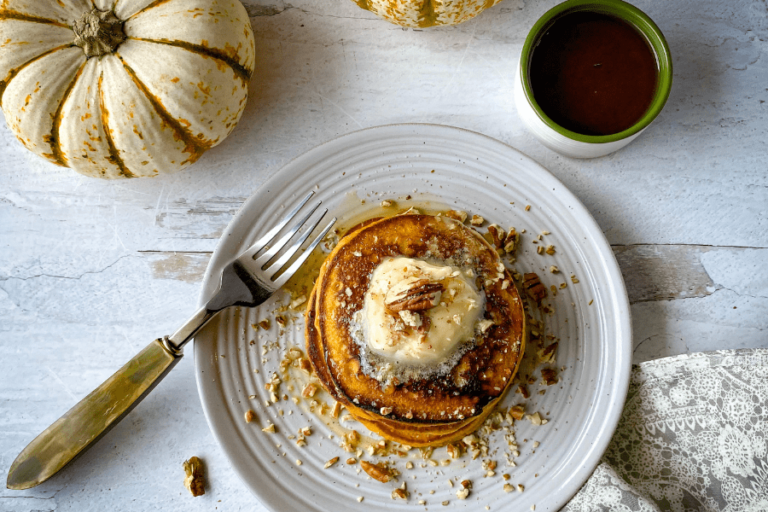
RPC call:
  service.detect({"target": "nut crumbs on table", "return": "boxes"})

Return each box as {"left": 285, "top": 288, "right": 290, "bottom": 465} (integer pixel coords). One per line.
{"left": 182, "top": 456, "right": 205, "bottom": 497}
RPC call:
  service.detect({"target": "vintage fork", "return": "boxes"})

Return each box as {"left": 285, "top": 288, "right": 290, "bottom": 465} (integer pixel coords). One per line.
{"left": 7, "top": 191, "right": 335, "bottom": 490}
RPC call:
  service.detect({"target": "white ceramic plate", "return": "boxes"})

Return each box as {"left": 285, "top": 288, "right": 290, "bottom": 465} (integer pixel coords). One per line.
{"left": 195, "top": 124, "right": 632, "bottom": 511}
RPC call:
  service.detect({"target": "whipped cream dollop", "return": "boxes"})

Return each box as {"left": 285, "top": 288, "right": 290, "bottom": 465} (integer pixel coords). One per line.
{"left": 357, "top": 256, "right": 484, "bottom": 364}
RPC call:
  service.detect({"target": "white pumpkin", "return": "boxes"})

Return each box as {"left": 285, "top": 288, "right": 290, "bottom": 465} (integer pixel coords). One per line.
{"left": 0, "top": 0, "right": 255, "bottom": 178}
{"left": 352, "top": 0, "right": 502, "bottom": 28}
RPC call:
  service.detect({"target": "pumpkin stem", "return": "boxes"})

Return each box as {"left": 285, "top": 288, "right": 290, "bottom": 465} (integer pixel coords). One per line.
{"left": 73, "top": 9, "right": 126, "bottom": 58}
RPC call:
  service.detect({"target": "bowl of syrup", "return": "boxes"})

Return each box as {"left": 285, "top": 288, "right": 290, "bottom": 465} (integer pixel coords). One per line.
{"left": 514, "top": 0, "right": 672, "bottom": 158}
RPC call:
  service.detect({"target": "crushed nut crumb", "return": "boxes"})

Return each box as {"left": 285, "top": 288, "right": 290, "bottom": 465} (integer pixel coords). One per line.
{"left": 527, "top": 412, "right": 543, "bottom": 426}
{"left": 445, "top": 210, "right": 468, "bottom": 223}
{"left": 392, "top": 488, "right": 409, "bottom": 500}
{"left": 302, "top": 383, "right": 318, "bottom": 398}
{"left": 182, "top": 456, "right": 205, "bottom": 497}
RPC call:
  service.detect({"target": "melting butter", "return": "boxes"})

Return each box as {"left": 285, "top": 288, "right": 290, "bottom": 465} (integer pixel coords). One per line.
{"left": 357, "top": 256, "right": 483, "bottom": 364}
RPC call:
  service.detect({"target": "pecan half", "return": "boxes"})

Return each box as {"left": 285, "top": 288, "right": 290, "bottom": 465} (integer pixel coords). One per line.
{"left": 386, "top": 279, "right": 444, "bottom": 312}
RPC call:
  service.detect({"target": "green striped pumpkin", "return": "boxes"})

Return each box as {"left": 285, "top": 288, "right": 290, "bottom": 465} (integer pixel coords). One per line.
{"left": 0, "top": 0, "right": 255, "bottom": 178}
{"left": 352, "top": 0, "right": 502, "bottom": 28}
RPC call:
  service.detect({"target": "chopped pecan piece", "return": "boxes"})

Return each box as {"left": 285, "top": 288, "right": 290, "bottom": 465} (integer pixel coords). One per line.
{"left": 299, "top": 358, "right": 313, "bottom": 374}
{"left": 446, "top": 443, "right": 463, "bottom": 459}
{"left": 487, "top": 224, "right": 506, "bottom": 249}
{"left": 504, "top": 228, "right": 520, "bottom": 254}
{"left": 360, "top": 460, "right": 397, "bottom": 483}
{"left": 445, "top": 210, "right": 468, "bottom": 223}
{"left": 509, "top": 404, "right": 526, "bottom": 420}
{"left": 183, "top": 456, "right": 205, "bottom": 497}
{"left": 392, "top": 488, "right": 409, "bottom": 500}
{"left": 523, "top": 273, "right": 547, "bottom": 304}
{"left": 302, "top": 383, "right": 318, "bottom": 398}
{"left": 541, "top": 368, "right": 558, "bottom": 386}
{"left": 539, "top": 342, "right": 558, "bottom": 364}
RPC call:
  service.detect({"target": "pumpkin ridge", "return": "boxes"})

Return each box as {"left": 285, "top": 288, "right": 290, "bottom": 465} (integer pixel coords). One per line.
{"left": 97, "top": 72, "right": 135, "bottom": 178}
{"left": 0, "top": 44, "right": 74, "bottom": 107}
{"left": 128, "top": 37, "right": 251, "bottom": 81}
{"left": 116, "top": 53, "right": 211, "bottom": 165}
{"left": 46, "top": 60, "right": 87, "bottom": 167}
{"left": 124, "top": 0, "right": 175, "bottom": 20}
{"left": 0, "top": 9, "right": 70, "bottom": 28}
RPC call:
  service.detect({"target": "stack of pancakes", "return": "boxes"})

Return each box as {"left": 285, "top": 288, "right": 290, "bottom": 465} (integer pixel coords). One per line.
{"left": 305, "top": 213, "right": 526, "bottom": 447}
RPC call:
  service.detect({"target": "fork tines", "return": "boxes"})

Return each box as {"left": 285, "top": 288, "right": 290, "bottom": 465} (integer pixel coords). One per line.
{"left": 239, "top": 191, "right": 336, "bottom": 290}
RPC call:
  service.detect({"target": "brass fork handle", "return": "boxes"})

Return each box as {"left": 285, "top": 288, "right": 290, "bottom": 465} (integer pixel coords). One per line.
{"left": 6, "top": 338, "right": 182, "bottom": 490}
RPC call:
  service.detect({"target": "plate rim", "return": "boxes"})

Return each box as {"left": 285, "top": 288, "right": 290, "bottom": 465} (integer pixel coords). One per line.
{"left": 194, "top": 123, "right": 632, "bottom": 510}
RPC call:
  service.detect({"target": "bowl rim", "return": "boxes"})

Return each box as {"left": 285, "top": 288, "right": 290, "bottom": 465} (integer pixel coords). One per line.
{"left": 519, "top": 0, "right": 673, "bottom": 144}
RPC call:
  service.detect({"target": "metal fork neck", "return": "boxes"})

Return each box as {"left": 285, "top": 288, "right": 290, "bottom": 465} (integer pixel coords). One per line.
{"left": 166, "top": 306, "right": 215, "bottom": 354}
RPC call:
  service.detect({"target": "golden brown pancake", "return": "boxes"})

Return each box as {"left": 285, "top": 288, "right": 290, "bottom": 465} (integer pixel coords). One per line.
{"left": 305, "top": 213, "right": 525, "bottom": 446}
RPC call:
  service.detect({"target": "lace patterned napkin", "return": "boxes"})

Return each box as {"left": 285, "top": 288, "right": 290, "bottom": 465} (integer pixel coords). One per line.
{"left": 563, "top": 349, "right": 768, "bottom": 511}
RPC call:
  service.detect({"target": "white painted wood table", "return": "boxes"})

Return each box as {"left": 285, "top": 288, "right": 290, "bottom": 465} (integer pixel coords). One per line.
{"left": 2, "top": 0, "right": 767, "bottom": 510}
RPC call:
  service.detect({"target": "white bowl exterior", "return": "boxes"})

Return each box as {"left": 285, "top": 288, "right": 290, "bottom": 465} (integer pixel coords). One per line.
{"left": 514, "top": 66, "right": 645, "bottom": 159}
{"left": 194, "top": 124, "right": 632, "bottom": 512}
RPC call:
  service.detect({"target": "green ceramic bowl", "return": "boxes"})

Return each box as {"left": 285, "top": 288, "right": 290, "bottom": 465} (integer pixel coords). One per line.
{"left": 514, "top": 0, "right": 673, "bottom": 157}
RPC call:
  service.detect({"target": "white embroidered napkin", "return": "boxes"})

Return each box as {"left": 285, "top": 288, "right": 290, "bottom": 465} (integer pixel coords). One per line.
{"left": 563, "top": 349, "right": 768, "bottom": 511}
